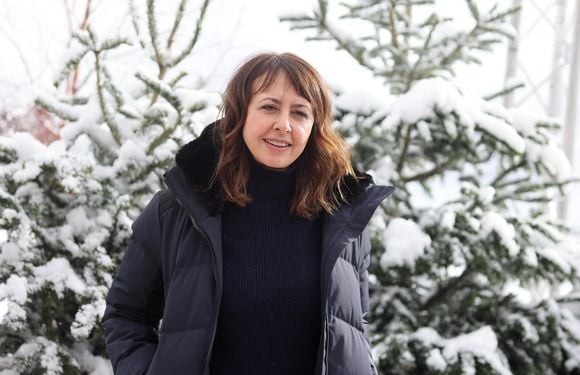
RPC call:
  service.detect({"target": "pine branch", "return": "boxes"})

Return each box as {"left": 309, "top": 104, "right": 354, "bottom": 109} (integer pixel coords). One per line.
{"left": 388, "top": 0, "right": 400, "bottom": 49}
{"left": 135, "top": 72, "right": 183, "bottom": 153}
{"left": 135, "top": 72, "right": 182, "bottom": 114}
{"left": 35, "top": 97, "right": 78, "bottom": 122}
{"left": 129, "top": 0, "right": 147, "bottom": 49}
{"left": 99, "top": 37, "right": 131, "bottom": 52}
{"left": 53, "top": 47, "right": 90, "bottom": 87}
{"left": 400, "top": 159, "right": 453, "bottom": 183}
{"left": 483, "top": 82, "right": 525, "bottom": 101}
{"left": 420, "top": 265, "right": 474, "bottom": 311}
{"left": 396, "top": 124, "right": 412, "bottom": 173}
{"left": 102, "top": 66, "right": 138, "bottom": 120}
{"left": 130, "top": 159, "right": 166, "bottom": 184}
{"left": 91, "top": 30, "right": 122, "bottom": 147}
{"left": 404, "top": 16, "right": 437, "bottom": 92}
{"left": 511, "top": 178, "right": 580, "bottom": 195}
{"left": 168, "top": 71, "right": 188, "bottom": 87}
{"left": 320, "top": 20, "right": 369, "bottom": 68}
{"left": 167, "top": 0, "right": 187, "bottom": 50}
{"left": 168, "top": 0, "right": 210, "bottom": 68}
{"left": 493, "top": 178, "right": 580, "bottom": 204}
{"left": 490, "top": 160, "right": 526, "bottom": 187}
{"left": 318, "top": 0, "right": 328, "bottom": 21}
{"left": 147, "top": 0, "right": 165, "bottom": 77}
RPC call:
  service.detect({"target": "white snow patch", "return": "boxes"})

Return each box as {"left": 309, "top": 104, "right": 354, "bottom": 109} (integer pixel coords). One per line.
{"left": 426, "top": 349, "right": 447, "bottom": 370}
{"left": 335, "top": 88, "right": 393, "bottom": 115}
{"left": 440, "top": 209, "right": 457, "bottom": 231}
{"left": 381, "top": 218, "right": 431, "bottom": 269}
{"left": 480, "top": 211, "right": 520, "bottom": 256}
{"left": 0, "top": 275, "right": 28, "bottom": 304}
{"left": 33, "top": 258, "right": 86, "bottom": 297}
{"left": 66, "top": 207, "right": 92, "bottom": 236}
{"left": 0, "top": 242, "right": 20, "bottom": 263}
{"left": 12, "top": 163, "right": 41, "bottom": 183}
{"left": 536, "top": 247, "right": 571, "bottom": 274}
{"left": 413, "top": 326, "right": 511, "bottom": 375}
{"left": 0, "top": 132, "right": 46, "bottom": 160}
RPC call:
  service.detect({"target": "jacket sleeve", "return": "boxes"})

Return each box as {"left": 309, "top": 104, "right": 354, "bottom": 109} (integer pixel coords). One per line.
{"left": 102, "top": 192, "right": 165, "bottom": 375}
{"left": 358, "top": 227, "right": 379, "bottom": 375}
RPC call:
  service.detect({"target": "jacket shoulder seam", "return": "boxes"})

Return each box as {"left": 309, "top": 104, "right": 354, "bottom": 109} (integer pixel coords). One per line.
{"left": 159, "top": 188, "right": 179, "bottom": 217}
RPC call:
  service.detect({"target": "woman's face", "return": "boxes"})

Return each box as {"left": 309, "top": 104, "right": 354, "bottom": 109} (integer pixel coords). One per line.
{"left": 242, "top": 74, "right": 314, "bottom": 170}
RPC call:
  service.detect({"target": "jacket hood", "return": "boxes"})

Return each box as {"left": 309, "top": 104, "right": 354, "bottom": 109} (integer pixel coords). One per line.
{"left": 175, "top": 121, "right": 375, "bottom": 215}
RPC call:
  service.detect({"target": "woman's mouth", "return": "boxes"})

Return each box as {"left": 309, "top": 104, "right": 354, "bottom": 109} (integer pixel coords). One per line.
{"left": 264, "top": 139, "right": 291, "bottom": 148}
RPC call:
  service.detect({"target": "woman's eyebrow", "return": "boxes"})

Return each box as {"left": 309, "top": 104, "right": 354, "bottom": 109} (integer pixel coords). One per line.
{"left": 257, "top": 97, "right": 312, "bottom": 109}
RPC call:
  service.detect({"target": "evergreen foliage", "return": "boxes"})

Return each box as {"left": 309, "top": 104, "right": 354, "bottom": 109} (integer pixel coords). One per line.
{"left": 285, "top": 1, "right": 580, "bottom": 373}
{"left": 0, "top": 1, "right": 218, "bottom": 373}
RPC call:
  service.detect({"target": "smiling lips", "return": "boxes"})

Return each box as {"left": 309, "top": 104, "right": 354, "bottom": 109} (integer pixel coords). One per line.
{"left": 264, "top": 138, "right": 291, "bottom": 148}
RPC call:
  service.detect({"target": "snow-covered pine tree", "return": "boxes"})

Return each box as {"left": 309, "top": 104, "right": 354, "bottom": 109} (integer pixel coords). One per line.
{"left": 0, "top": 1, "right": 218, "bottom": 373}
{"left": 284, "top": 1, "right": 580, "bottom": 373}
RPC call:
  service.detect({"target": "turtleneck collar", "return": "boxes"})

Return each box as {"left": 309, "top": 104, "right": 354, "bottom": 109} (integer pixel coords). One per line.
{"left": 247, "top": 156, "right": 297, "bottom": 200}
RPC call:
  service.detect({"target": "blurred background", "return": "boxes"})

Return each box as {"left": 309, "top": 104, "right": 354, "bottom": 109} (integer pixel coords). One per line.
{"left": 1, "top": 0, "right": 578, "bottom": 227}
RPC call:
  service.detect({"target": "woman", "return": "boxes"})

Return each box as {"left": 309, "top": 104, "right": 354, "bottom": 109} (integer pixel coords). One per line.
{"left": 102, "top": 52, "right": 394, "bottom": 375}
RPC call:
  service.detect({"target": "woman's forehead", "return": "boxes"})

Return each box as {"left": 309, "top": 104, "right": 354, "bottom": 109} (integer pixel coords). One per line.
{"left": 252, "top": 71, "right": 310, "bottom": 101}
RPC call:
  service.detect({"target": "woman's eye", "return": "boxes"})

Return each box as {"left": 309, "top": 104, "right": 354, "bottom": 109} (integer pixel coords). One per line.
{"left": 294, "top": 111, "right": 308, "bottom": 119}
{"left": 262, "top": 104, "right": 277, "bottom": 111}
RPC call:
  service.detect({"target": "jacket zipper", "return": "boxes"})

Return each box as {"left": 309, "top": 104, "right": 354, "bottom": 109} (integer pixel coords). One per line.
{"left": 188, "top": 214, "right": 221, "bottom": 374}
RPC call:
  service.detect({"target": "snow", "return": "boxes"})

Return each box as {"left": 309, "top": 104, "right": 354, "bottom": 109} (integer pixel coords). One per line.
{"left": 69, "top": 343, "right": 113, "bottom": 375}
{"left": 0, "top": 242, "right": 19, "bottom": 264}
{"left": 382, "top": 78, "right": 468, "bottom": 129}
{"left": 526, "top": 139, "right": 572, "bottom": 180}
{"left": 443, "top": 326, "right": 510, "bottom": 375}
{"left": 0, "top": 132, "right": 46, "bottom": 160}
{"left": 39, "top": 340, "right": 63, "bottom": 375}
{"left": 412, "top": 327, "right": 441, "bottom": 346}
{"left": 412, "top": 326, "right": 512, "bottom": 375}
{"left": 334, "top": 87, "right": 393, "bottom": 115}
{"left": 369, "top": 155, "right": 397, "bottom": 187}
{"left": 33, "top": 258, "right": 86, "bottom": 297}
{"left": 0, "top": 299, "right": 8, "bottom": 323}
{"left": 426, "top": 349, "right": 447, "bottom": 370}
{"left": 440, "top": 208, "right": 457, "bottom": 231}
{"left": 480, "top": 211, "right": 520, "bottom": 257}
{"left": 479, "top": 186, "right": 496, "bottom": 205}
{"left": 416, "top": 120, "right": 432, "bottom": 142}
{"left": 71, "top": 298, "right": 106, "bottom": 339}
{"left": 379, "top": 77, "right": 526, "bottom": 153}
{"left": 471, "top": 104, "right": 525, "bottom": 154}
{"left": 507, "top": 314, "right": 540, "bottom": 343}
{"left": 0, "top": 275, "right": 28, "bottom": 304}
{"left": 522, "top": 247, "right": 539, "bottom": 267}
{"left": 443, "top": 118, "right": 458, "bottom": 140}
{"left": 510, "top": 108, "right": 542, "bottom": 136}
{"left": 0, "top": 298, "right": 26, "bottom": 329}
{"left": 381, "top": 218, "right": 432, "bottom": 269}
{"left": 536, "top": 247, "right": 571, "bottom": 274}
{"left": 35, "top": 93, "right": 79, "bottom": 121}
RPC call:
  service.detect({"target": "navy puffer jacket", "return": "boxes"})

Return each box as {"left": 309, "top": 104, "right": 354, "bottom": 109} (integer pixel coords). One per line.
{"left": 102, "top": 124, "right": 394, "bottom": 374}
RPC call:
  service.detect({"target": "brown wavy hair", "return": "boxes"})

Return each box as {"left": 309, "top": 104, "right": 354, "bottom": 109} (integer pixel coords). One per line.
{"left": 214, "top": 52, "right": 355, "bottom": 220}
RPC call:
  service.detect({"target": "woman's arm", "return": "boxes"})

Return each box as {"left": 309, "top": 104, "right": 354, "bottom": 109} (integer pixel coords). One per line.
{"left": 102, "top": 192, "right": 165, "bottom": 375}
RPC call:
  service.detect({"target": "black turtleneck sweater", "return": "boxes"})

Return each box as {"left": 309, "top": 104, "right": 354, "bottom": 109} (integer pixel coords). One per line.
{"left": 209, "top": 159, "right": 322, "bottom": 375}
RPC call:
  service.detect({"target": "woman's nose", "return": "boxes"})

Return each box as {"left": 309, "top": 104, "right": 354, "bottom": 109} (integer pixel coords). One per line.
{"left": 274, "top": 112, "right": 291, "bottom": 132}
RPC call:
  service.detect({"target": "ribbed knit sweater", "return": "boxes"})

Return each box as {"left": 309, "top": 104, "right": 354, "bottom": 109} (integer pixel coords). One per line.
{"left": 209, "top": 159, "right": 322, "bottom": 375}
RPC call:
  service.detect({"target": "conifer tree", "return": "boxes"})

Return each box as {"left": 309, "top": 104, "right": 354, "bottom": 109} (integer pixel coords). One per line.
{"left": 0, "top": 0, "right": 217, "bottom": 373}
{"left": 285, "top": 1, "right": 580, "bottom": 373}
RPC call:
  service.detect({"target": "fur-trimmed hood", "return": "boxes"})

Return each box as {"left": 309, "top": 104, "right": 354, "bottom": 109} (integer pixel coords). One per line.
{"left": 174, "top": 122, "right": 374, "bottom": 215}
